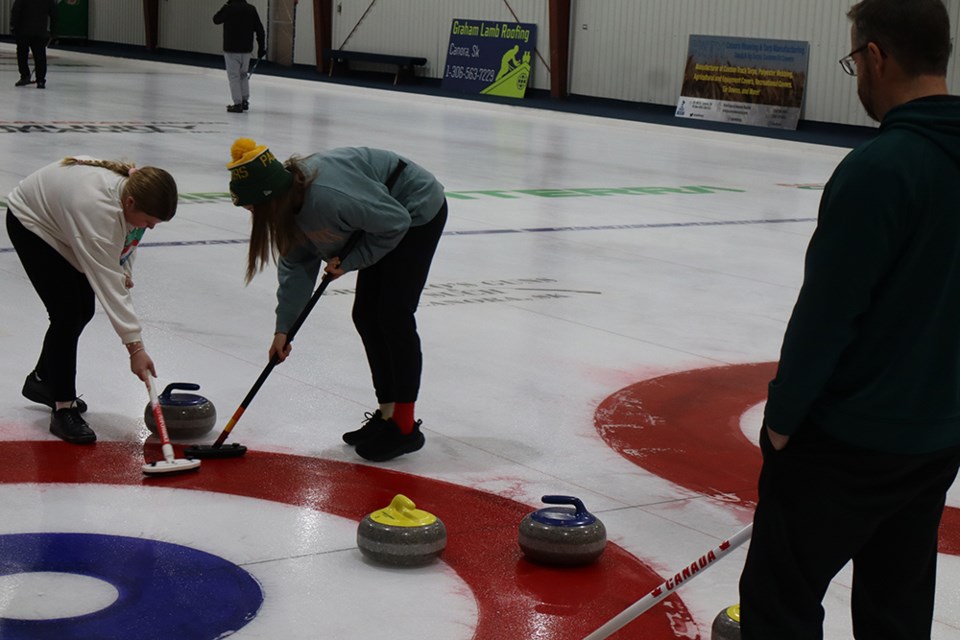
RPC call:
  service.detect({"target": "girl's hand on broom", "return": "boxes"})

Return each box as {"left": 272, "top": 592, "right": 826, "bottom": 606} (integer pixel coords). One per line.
{"left": 324, "top": 256, "right": 345, "bottom": 280}
{"left": 130, "top": 350, "right": 156, "bottom": 381}
{"left": 270, "top": 332, "right": 291, "bottom": 363}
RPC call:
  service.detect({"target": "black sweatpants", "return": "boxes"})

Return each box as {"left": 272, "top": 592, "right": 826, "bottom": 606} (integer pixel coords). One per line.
{"left": 740, "top": 423, "right": 960, "bottom": 640}
{"left": 351, "top": 201, "right": 447, "bottom": 404}
{"left": 6, "top": 210, "right": 96, "bottom": 401}
{"left": 16, "top": 35, "right": 48, "bottom": 83}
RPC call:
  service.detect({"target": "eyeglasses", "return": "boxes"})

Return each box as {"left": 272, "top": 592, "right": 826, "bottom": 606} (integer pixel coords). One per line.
{"left": 839, "top": 44, "right": 869, "bottom": 76}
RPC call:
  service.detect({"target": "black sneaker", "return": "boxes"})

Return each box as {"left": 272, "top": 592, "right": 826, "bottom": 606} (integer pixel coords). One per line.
{"left": 226, "top": 103, "right": 244, "bottom": 113}
{"left": 242, "top": 100, "right": 249, "bottom": 111}
{"left": 23, "top": 371, "right": 88, "bottom": 413}
{"left": 36, "top": 81, "right": 45, "bottom": 89}
{"left": 356, "top": 419, "right": 425, "bottom": 462}
{"left": 49, "top": 408, "right": 96, "bottom": 444}
{"left": 15, "top": 78, "right": 31, "bottom": 87}
{"left": 342, "top": 410, "right": 388, "bottom": 445}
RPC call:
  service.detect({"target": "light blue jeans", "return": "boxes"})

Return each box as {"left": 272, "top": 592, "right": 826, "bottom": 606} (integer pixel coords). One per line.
{"left": 223, "top": 52, "right": 252, "bottom": 105}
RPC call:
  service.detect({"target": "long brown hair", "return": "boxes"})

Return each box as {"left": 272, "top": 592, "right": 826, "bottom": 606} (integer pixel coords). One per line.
{"left": 245, "top": 158, "right": 311, "bottom": 283}
{"left": 62, "top": 157, "right": 178, "bottom": 221}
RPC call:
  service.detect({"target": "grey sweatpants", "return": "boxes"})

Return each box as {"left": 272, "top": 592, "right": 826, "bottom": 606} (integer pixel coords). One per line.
{"left": 223, "top": 52, "right": 252, "bottom": 105}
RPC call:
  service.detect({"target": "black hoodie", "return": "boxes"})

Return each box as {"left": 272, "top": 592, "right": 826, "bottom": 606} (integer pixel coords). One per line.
{"left": 213, "top": 0, "right": 265, "bottom": 55}
{"left": 765, "top": 95, "right": 960, "bottom": 453}
{"left": 11, "top": 0, "right": 56, "bottom": 38}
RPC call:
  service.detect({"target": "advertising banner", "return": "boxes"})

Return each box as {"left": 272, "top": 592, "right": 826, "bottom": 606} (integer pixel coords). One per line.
{"left": 676, "top": 35, "right": 810, "bottom": 129}
{"left": 442, "top": 19, "right": 537, "bottom": 99}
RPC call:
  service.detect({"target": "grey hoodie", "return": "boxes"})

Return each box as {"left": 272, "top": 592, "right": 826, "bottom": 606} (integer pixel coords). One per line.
{"left": 274, "top": 148, "right": 445, "bottom": 333}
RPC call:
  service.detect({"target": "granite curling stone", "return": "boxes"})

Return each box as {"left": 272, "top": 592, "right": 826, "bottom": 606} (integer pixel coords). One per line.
{"left": 518, "top": 495, "right": 607, "bottom": 566}
{"left": 144, "top": 382, "right": 217, "bottom": 439}
{"left": 357, "top": 494, "right": 447, "bottom": 566}
{"left": 711, "top": 604, "right": 741, "bottom": 640}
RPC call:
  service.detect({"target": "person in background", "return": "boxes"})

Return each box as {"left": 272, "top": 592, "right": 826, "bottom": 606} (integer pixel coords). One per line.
{"left": 226, "top": 137, "right": 447, "bottom": 462}
{"left": 11, "top": 0, "right": 56, "bottom": 89}
{"left": 739, "top": 0, "right": 960, "bottom": 638}
{"left": 213, "top": 0, "right": 266, "bottom": 113}
{"left": 5, "top": 158, "right": 178, "bottom": 444}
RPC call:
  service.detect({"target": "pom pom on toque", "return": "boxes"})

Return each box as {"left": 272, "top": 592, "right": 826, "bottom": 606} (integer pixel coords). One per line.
{"left": 227, "top": 138, "right": 293, "bottom": 207}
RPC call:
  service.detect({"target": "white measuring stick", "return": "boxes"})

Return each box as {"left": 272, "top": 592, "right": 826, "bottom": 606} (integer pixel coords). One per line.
{"left": 582, "top": 523, "right": 753, "bottom": 640}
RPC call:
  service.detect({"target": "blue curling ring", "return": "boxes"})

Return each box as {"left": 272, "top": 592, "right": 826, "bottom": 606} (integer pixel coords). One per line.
{"left": 0, "top": 533, "right": 263, "bottom": 640}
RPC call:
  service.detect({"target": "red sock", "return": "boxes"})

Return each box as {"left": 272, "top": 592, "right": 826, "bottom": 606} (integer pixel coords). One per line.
{"left": 392, "top": 402, "right": 415, "bottom": 434}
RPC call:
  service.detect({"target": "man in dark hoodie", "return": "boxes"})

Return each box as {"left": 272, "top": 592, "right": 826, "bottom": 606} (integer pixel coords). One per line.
{"left": 739, "top": 0, "right": 960, "bottom": 638}
{"left": 11, "top": 0, "right": 56, "bottom": 89}
{"left": 213, "top": 0, "right": 266, "bottom": 113}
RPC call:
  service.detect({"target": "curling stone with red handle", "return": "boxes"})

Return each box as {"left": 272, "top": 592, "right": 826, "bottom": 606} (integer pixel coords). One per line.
{"left": 356, "top": 494, "right": 447, "bottom": 566}
{"left": 144, "top": 382, "right": 217, "bottom": 439}
{"left": 518, "top": 495, "right": 607, "bottom": 566}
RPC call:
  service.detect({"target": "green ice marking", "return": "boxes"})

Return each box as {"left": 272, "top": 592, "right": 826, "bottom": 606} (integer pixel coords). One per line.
{"left": 179, "top": 192, "right": 234, "bottom": 203}
{"left": 443, "top": 186, "right": 746, "bottom": 200}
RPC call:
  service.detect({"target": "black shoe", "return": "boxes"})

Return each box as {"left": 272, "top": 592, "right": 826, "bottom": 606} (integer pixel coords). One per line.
{"left": 356, "top": 419, "right": 424, "bottom": 462}
{"left": 15, "top": 78, "right": 31, "bottom": 87}
{"left": 242, "top": 100, "right": 249, "bottom": 111}
{"left": 342, "top": 410, "right": 388, "bottom": 445}
{"left": 226, "top": 103, "right": 244, "bottom": 113}
{"left": 49, "top": 408, "right": 96, "bottom": 444}
{"left": 23, "top": 371, "right": 88, "bottom": 413}
{"left": 36, "top": 81, "right": 45, "bottom": 89}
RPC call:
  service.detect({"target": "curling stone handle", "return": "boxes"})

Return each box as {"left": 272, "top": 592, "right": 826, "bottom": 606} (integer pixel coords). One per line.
{"left": 389, "top": 494, "right": 418, "bottom": 518}
{"left": 160, "top": 382, "right": 201, "bottom": 401}
{"left": 541, "top": 495, "right": 590, "bottom": 517}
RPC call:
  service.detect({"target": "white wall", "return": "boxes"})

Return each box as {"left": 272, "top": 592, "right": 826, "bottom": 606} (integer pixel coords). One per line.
{"left": 159, "top": 0, "right": 267, "bottom": 55}
{"left": 328, "top": 0, "right": 550, "bottom": 89}
{"left": 89, "top": 0, "right": 145, "bottom": 46}
{"left": 293, "top": 0, "right": 316, "bottom": 66}
{"left": 7, "top": 0, "right": 960, "bottom": 127}
{"left": 568, "top": 0, "right": 960, "bottom": 126}
{"left": 569, "top": 1, "right": 860, "bottom": 125}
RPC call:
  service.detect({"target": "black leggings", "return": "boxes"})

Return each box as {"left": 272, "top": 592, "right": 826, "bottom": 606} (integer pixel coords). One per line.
{"left": 6, "top": 210, "right": 96, "bottom": 401}
{"left": 352, "top": 201, "right": 447, "bottom": 404}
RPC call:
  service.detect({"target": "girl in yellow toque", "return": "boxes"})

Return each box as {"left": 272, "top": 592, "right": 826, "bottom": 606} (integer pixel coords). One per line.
{"left": 226, "top": 138, "right": 447, "bottom": 462}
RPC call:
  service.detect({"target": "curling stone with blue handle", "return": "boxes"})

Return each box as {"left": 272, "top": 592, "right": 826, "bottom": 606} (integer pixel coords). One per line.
{"left": 356, "top": 494, "right": 447, "bottom": 566}
{"left": 144, "top": 382, "right": 217, "bottom": 439}
{"left": 518, "top": 495, "right": 607, "bottom": 566}
{"left": 711, "top": 604, "right": 740, "bottom": 640}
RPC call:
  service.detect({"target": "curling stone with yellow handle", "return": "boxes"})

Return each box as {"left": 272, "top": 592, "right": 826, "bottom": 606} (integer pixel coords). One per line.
{"left": 711, "top": 604, "right": 741, "bottom": 640}
{"left": 518, "top": 495, "right": 607, "bottom": 566}
{"left": 356, "top": 494, "right": 447, "bottom": 566}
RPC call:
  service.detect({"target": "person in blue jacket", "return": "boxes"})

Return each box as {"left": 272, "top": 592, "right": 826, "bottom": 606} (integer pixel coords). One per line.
{"left": 739, "top": 0, "right": 960, "bottom": 638}
{"left": 226, "top": 138, "right": 447, "bottom": 462}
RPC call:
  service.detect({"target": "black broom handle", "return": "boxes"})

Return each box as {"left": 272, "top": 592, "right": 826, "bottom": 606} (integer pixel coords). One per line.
{"left": 256, "top": 230, "right": 361, "bottom": 394}
{"left": 211, "top": 231, "right": 362, "bottom": 447}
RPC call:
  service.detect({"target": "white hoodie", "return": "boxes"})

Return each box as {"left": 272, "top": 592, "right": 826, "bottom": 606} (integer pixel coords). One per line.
{"left": 7, "top": 158, "right": 143, "bottom": 344}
